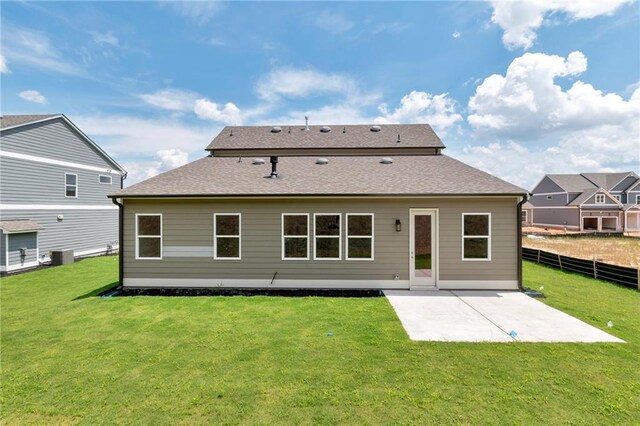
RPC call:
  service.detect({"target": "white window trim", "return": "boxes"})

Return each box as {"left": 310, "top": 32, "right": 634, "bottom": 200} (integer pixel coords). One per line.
{"left": 521, "top": 210, "right": 528, "bottom": 222}
{"left": 282, "top": 213, "right": 310, "bottom": 260}
{"left": 461, "top": 213, "right": 491, "bottom": 262}
{"left": 213, "top": 213, "right": 241, "bottom": 260}
{"left": 135, "top": 213, "right": 162, "bottom": 260}
{"left": 99, "top": 175, "right": 113, "bottom": 185}
{"left": 65, "top": 173, "right": 78, "bottom": 198}
{"left": 546, "top": 195, "right": 553, "bottom": 200}
{"left": 595, "top": 194, "right": 605, "bottom": 204}
{"left": 345, "top": 213, "right": 374, "bottom": 261}
{"left": 636, "top": 194, "right": 640, "bottom": 204}
{"left": 313, "top": 213, "right": 342, "bottom": 260}
{"left": 612, "top": 194, "right": 621, "bottom": 201}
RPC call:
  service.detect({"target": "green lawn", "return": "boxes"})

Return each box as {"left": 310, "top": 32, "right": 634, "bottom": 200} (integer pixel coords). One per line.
{"left": 1, "top": 257, "right": 638, "bottom": 424}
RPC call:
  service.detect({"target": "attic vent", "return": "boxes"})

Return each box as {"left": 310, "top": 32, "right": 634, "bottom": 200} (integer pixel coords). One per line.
{"left": 271, "top": 126, "right": 282, "bottom": 133}
{"left": 252, "top": 158, "right": 265, "bottom": 165}
{"left": 370, "top": 125, "right": 382, "bottom": 132}
{"left": 380, "top": 157, "right": 394, "bottom": 164}
{"left": 320, "top": 126, "right": 331, "bottom": 133}
{"left": 316, "top": 158, "right": 329, "bottom": 165}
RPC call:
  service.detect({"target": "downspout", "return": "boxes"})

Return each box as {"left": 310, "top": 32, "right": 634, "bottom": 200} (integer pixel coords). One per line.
{"left": 517, "top": 195, "right": 528, "bottom": 291}
{"left": 111, "top": 197, "right": 124, "bottom": 289}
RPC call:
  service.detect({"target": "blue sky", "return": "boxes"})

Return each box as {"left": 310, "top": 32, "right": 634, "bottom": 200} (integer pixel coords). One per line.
{"left": 1, "top": 1, "right": 639, "bottom": 188}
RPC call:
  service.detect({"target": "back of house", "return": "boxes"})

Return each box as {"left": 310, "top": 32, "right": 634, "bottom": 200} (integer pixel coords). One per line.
{"left": 0, "top": 114, "right": 126, "bottom": 273}
{"left": 110, "top": 123, "right": 527, "bottom": 292}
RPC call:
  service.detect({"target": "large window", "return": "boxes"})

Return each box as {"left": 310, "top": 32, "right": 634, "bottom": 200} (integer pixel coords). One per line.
{"left": 595, "top": 194, "right": 605, "bottom": 204}
{"left": 214, "top": 214, "right": 241, "bottom": 260}
{"left": 462, "top": 213, "right": 491, "bottom": 261}
{"left": 282, "top": 214, "right": 309, "bottom": 260}
{"left": 314, "top": 214, "right": 341, "bottom": 260}
{"left": 346, "top": 214, "right": 374, "bottom": 260}
{"left": 136, "top": 214, "right": 162, "bottom": 259}
{"left": 65, "top": 173, "right": 77, "bottom": 198}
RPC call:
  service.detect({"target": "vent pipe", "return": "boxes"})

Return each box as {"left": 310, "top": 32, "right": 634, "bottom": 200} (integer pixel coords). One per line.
{"left": 304, "top": 116, "right": 309, "bottom": 131}
{"left": 270, "top": 156, "right": 278, "bottom": 178}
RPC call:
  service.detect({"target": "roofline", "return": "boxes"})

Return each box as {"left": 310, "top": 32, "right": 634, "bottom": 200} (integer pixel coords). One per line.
{"left": 1, "top": 114, "right": 127, "bottom": 174}
{"left": 530, "top": 174, "right": 566, "bottom": 193}
{"left": 626, "top": 177, "right": 640, "bottom": 192}
{"left": 109, "top": 192, "right": 528, "bottom": 199}
{"left": 608, "top": 172, "right": 637, "bottom": 192}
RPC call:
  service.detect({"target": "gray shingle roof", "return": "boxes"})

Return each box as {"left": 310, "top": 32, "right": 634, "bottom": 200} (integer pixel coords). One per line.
{"left": 581, "top": 172, "right": 634, "bottom": 191}
{"left": 546, "top": 174, "right": 596, "bottom": 192}
{"left": 568, "top": 188, "right": 600, "bottom": 205}
{"left": 110, "top": 155, "right": 526, "bottom": 198}
{"left": 207, "top": 124, "right": 445, "bottom": 153}
{"left": 0, "top": 114, "right": 59, "bottom": 129}
{"left": 0, "top": 220, "right": 44, "bottom": 233}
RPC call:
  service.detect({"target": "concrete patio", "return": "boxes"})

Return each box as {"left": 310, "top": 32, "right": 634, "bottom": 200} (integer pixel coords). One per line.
{"left": 384, "top": 290, "right": 625, "bottom": 343}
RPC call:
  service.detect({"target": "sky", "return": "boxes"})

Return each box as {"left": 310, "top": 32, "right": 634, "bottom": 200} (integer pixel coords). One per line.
{"left": 1, "top": 0, "right": 639, "bottom": 189}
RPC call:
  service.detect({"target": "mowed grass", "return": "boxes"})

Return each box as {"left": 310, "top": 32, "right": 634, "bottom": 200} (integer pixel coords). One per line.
{"left": 1, "top": 257, "right": 639, "bottom": 425}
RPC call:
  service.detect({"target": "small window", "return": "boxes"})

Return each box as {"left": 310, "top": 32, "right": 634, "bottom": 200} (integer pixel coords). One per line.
{"left": 462, "top": 213, "right": 491, "bottom": 261}
{"left": 65, "top": 173, "right": 77, "bottom": 198}
{"left": 99, "top": 175, "right": 112, "bottom": 185}
{"left": 346, "top": 214, "right": 374, "bottom": 260}
{"left": 612, "top": 194, "right": 620, "bottom": 201}
{"left": 637, "top": 194, "right": 640, "bottom": 204}
{"left": 214, "top": 214, "right": 241, "bottom": 259}
{"left": 595, "top": 194, "right": 605, "bottom": 204}
{"left": 521, "top": 210, "right": 528, "bottom": 222}
{"left": 314, "top": 214, "right": 341, "bottom": 260}
{"left": 282, "top": 214, "right": 309, "bottom": 260}
{"left": 546, "top": 195, "right": 552, "bottom": 200}
{"left": 136, "top": 214, "right": 162, "bottom": 259}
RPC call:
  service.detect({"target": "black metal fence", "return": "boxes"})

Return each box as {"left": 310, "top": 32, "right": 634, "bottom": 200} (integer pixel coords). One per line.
{"left": 522, "top": 247, "right": 639, "bottom": 289}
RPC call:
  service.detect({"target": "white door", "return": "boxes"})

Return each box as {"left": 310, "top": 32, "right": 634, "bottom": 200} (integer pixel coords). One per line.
{"left": 409, "top": 209, "right": 437, "bottom": 289}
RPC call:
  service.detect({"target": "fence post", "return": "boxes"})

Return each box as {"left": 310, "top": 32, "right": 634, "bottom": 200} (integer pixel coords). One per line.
{"left": 637, "top": 269, "right": 639, "bottom": 290}
{"left": 558, "top": 254, "right": 563, "bottom": 271}
{"left": 593, "top": 258, "right": 597, "bottom": 279}
{"left": 537, "top": 250, "right": 541, "bottom": 264}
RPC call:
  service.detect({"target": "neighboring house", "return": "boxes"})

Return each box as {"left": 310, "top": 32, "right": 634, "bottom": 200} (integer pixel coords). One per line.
{"left": 521, "top": 201, "right": 534, "bottom": 227}
{"left": 0, "top": 114, "right": 126, "bottom": 273}
{"left": 109, "top": 124, "right": 527, "bottom": 291}
{"left": 528, "top": 172, "right": 640, "bottom": 232}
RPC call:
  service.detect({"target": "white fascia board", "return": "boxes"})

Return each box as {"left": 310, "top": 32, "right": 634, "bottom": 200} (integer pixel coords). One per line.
{"left": 0, "top": 204, "right": 118, "bottom": 210}
{"left": 0, "top": 150, "right": 123, "bottom": 175}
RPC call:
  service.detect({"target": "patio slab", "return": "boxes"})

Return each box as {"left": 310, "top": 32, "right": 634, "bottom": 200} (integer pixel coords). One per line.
{"left": 384, "top": 290, "right": 624, "bottom": 343}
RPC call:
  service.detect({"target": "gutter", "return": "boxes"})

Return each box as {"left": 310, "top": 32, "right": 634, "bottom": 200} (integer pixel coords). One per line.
{"left": 111, "top": 197, "right": 124, "bottom": 289}
{"left": 107, "top": 192, "right": 529, "bottom": 200}
{"left": 517, "top": 194, "right": 529, "bottom": 291}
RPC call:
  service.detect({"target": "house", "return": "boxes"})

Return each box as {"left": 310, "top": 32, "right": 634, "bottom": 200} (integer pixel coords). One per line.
{"left": 528, "top": 172, "right": 640, "bottom": 232}
{"left": 0, "top": 114, "right": 126, "bottom": 273}
{"left": 109, "top": 123, "right": 528, "bottom": 291}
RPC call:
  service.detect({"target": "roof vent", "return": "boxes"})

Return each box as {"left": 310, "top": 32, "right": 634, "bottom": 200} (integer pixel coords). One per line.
{"left": 316, "top": 158, "right": 329, "bottom": 165}
{"left": 380, "top": 157, "right": 394, "bottom": 164}
{"left": 270, "top": 126, "right": 282, "bottom": 133}
{"left": 320, "top": 126, "right": 331, "bottom": 133}
{"left": 252, "top": 158, "right": 265, "bottom": 165}
{"left": 370, "top": 125, "right": 382, "bottom": 132}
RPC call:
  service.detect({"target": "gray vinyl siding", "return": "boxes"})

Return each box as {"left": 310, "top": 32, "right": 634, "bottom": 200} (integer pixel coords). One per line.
{"left": 0, "top": 119, "right": 120, "bottom": 170}
{"left": 580, "top": 193, "right": 619, "bottom": 207}
{"left": 627, "top": 192, "right": 640, "bottom": 204}
{"left": 0, "top": 157, "right": 117, "bottom": 205}
{"left": 531, "top": 176, "right": 564, "bottom": 194}
{"left": 530, "top": 193, "right": 567, "bottom": 207}
{"left": 7, "top": 232, "right": 38, "bottom": 267}
{"left": 531, "top": 208, "right": 580, "bottom": 227}
{"left": 0, "top": 209, "right": 118, "bottom": 261}
{"left": 122, "top": 197, "right": 519, "bottom": 285}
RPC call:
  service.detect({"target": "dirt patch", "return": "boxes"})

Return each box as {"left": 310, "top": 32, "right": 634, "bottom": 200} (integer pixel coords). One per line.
{"left": 523, "top": 236, "right": 640, "bottom": 268}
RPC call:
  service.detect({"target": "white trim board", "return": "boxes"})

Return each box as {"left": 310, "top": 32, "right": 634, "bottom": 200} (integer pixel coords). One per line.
{"left": 124, "top": 278, "right": 410, "bottom": 289}
{"left": 1, "top": 260, "right": 39, "bottom": 273}
{"left": 0, "top": 150, "right": 123, "bottom": 175}
{"left": 438, "top": 280, "right": 519, "bottom": 290}
{"left": 0, "top": 204, "right": 118, "bottom": 210}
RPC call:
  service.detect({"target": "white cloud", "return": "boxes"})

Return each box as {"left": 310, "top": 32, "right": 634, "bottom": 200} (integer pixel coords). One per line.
{"left": 92, "top": 31, "right": 119, "bottom": 47}
{"left": 1, "top": 25, "right": 83, "bottom": 75}
{"left": 490, "top": 0, "right": 633, "bottom": 50}
{"left": 0, "top": 54, "right": 10, "bottom": 73}
{"left": 194, "top": 99, "right": 243, "bottom": 125}
{"left": 375, "top": 91, "right": 463, "bottom": 132}
{"left": 139, "top": 88, "right": 200, "bottom": 112}
{"left": 18, "top": 90, "right": 47, "bottom": 104}
{"left": 371, "top": 22, "right": 412, "bottom": 35}
{"left": 314, "top": 10, "right": 354, "bottom": 35}
{"left": 155, "top": 148, "right": 190, "bottom": 169}
{"left": 162, "top": 1, "right": 223, "bottom": 25}
{"left": 468, "top": 51, "right": 638, "bottom": 139}
{"left": 452, "top": 31, "right": 461, "bottom": 38}
{"left": 256, "top": 67, "right": 375, "bottom": 105}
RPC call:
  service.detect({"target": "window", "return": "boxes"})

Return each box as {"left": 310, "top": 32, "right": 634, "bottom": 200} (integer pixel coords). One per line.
{"left": 65, "top": 173, "right": 77, "bottom": 198}
{"left": 595, "top": 194, "right": 605, "bottom": 204}
{"left": 136, "top": 214, "right": 162, "bottom": 259}
{"left": 462, "top": 213, "right": 491, "bottom": 261}
{"left": 214, "top": 214, "right": 241, "bottom": 259}
{"left": 546, "top": 195, "right": 552, "bottom": 200}
{"left": 612, "top": 194, "right": 621, "bottom": 201}
{"left": 99, "top": 175, "right": 112, "bottom": 185}
{"left": 346, "top": 214, "right": 374, "bottom": 260}
{"left": 637, "top": 195, "right": 640, "bottom": 204}
{"left": 282, "top": 214, "right": 309, "bottom": 260}
{"left": 314, "top": 214, "right": 341, "bottom": 260}
{"left": 521, "top": 210, "right": 528, "bottom": 222}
